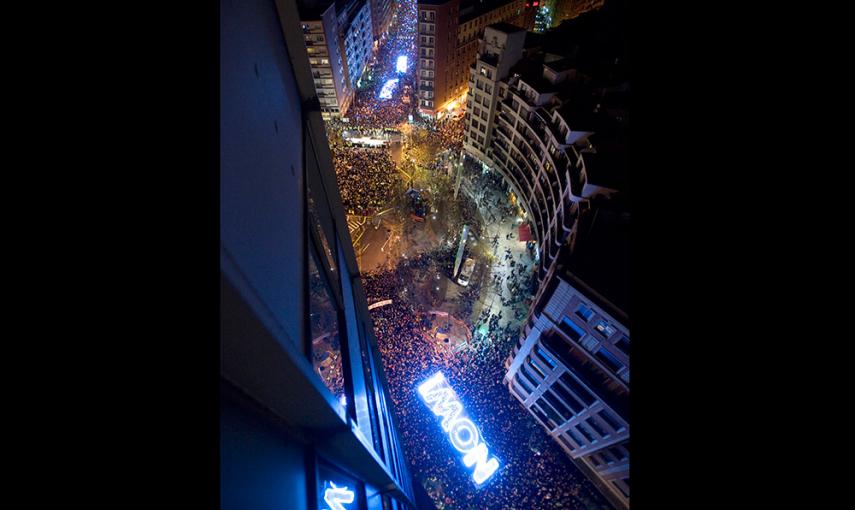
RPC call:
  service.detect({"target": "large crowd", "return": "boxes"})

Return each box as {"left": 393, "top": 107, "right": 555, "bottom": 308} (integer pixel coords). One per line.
{"left": 331, "top": 144, "right": 398, "bottom": 215}
{"left": 322, "top": 3, "right": 613, "bottom": 505}
{"left": 363, "top": 258, "right": 611, "bottom": 510}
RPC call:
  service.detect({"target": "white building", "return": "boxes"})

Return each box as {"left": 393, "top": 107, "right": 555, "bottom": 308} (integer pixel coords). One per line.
{"left": 299, "top": 0, "right": 374, "bottom": 119}
{"left": 505, "top": 273, "right": 630, "bottom": 508}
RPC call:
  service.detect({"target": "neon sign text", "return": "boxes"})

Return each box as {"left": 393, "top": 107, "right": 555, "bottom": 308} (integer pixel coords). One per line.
{"left": 323, "top": 482, "right": 354, "bottom": 510}
{"left": 417, "top": 372, "right": 500, "bottom": 486}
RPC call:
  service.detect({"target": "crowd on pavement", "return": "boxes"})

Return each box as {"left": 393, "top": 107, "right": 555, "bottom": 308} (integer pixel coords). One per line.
{"left": 363, "top": 256, "right": 610, "bottom": 510}
{"left": 320, "top": 2, "right": 612, "bottom": 508}
{"left": 330, "top": 144, "right": 398, "bottom": 215}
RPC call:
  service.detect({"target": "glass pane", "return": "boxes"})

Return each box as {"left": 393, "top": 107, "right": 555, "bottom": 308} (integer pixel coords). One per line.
{"left": 595, "top": 347, "right": 623, "bottom": 373}
{"left": 615, "top": 335, "right": 630, "bottom": 356}
{"left": 308, "top": 248, "right": 345, "bottom": 402}
{"left": 599, "top": 409, "right": 624, "bottom": 432}
{"left": 585, "top": 417, "right": 610, "bottom": 438}
{"left": 560, "top": 372, "right": 596, "bottom": 406}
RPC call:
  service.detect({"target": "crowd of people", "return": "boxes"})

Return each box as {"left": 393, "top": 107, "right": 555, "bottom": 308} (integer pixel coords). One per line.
{"left": 362, "top": 261, "right": 611, "bottom": 510}
{"left": 330, "top": 144, "right": 399, "bottom": 215}
{"left": 320, "top": 4, "right": 612, "bottom": 506}
{"left": 429, "top": 116, "right": 466, "bottom": 154}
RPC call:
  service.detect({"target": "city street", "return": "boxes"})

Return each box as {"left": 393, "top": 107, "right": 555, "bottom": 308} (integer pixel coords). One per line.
{"left": 323, "top": 1, "right": 613, "bottom": 508}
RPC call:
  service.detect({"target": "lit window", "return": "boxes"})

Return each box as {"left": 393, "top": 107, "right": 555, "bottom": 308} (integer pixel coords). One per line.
{"left": 575, "top": 304, "right": 594, "bottom": 321}
{"left": 594, "top": 319, "right": 616, "bottom": 338}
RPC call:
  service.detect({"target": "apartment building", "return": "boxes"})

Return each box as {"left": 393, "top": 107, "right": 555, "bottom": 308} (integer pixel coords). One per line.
{"left": 504, "top": 271, "right": 630, "bottom": 509}
{"left": 370, "top": 0, "right": 396, "bottom": 39}
{"left": 463, "top": 19, "right": 627, "bottom": 291}
{"left": 417, "top": 0, "right": 526, "bottom": 118}
{"left": 298, "top": 0, "right": 374, "bottom": 119}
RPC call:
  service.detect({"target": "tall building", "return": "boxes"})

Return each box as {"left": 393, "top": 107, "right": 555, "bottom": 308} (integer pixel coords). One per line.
{"left": 416, "top": 0, "right": 526, "bottom": 118}
{"left": 504, "top": 269, "right": 630, "bottom": 509}
{"left": 464, "top": 14, "right": 630, "bottom": 507}
{"left": 370, "top": 0, "right": 396, "bottom": 39}
{"left": 464, "top": 21, "right": 627, "bottom": 292}
{"left": 220, "top": 0, "right": 433, "bottom": 509}
{"left": 298, "top": 0, "right": 374, "bottom": 119}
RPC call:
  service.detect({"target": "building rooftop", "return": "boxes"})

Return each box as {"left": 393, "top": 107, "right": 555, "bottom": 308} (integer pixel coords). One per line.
{"left": 581, "top": 146, "right": 628, "bottom": 191}
{"left": 543, "top": 57, "right": 578, "bottom": 73}
{"left": 559, "top": 202, "right": 631, "bottom": 317}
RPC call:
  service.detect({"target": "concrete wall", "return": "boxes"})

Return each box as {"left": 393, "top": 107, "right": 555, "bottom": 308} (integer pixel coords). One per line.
{"left": 221, "top": 0, "right": 305, "bottom": 353}
{"left": 221, "top": 392, "right": 310, "bottom": 510}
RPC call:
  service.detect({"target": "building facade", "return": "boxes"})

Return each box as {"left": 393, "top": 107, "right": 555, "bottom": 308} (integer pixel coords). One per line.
{"left": 221, "top": 0, "right": 433, "bottom": 509}
{"left": 417, "top": 0, "right": 460, "bottom": 116}
{"left": 417, "top": 0, "right": 526, "bottom": 118}
{"left": 370, "top": 0, "right": 396, "bottom": 39}
{"left": 464, "top": 23, "right": 623, "bottom": 294}
{"left": 299, "top": 0, "right": 374, "bottom": 119}
{"left": 504, "top": 274, "right": 630, "bottom": 508}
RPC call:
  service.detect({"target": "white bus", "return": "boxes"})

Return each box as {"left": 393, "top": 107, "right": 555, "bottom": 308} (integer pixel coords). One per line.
{"left": 457, "top": 257, "right": 476, "bottom": 286}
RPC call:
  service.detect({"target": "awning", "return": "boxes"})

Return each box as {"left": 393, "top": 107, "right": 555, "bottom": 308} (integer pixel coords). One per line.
{"left": 518, "top": 224, "right": 533, "bottom": 241}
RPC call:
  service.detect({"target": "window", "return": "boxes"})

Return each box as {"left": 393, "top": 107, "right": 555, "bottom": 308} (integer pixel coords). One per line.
{"left": 515, "top": 372, "right": 534, "bottom": 394}
{"left": 565, "top": 428, "right": 584, "bottom": 448}
{"left": 559, "top": 372, "right": 596, "bottom": 406}
{"left": 575, "top": 304, "right": 594, "bottom": 321}
{"left": 558, "top": 434, "right": 576, "bottom": 451}
{"left": 527, "top": 357, "right": 546, "bottom": 379}
{"left": 551, "top": 379, "right": 584, "bottom": 413}
{"left": 594, "top": 319, "right": 616, "bottom": 338}
{"left": 585, "top": 417, "right": 610, "bottom": 438}
{"left": 595, "top": 348, "right": 624, "bottom": 373}
{"left": 615, "top": 335, "right": 630, "bottom": 356}
{"left": 308, "top": 244, "right": 345, "bottom": 402}
{"left": 519, "top": 362, "right": 540, "bottom": 387}
{"left": 560, "top": 316, "right": 585, "bottom": 341}
{"left": 536, "top": 397, "right": 563, "bottom": 426}
{"left": 543, "top": 389, "right": 572, "bottom": 421}
{"left": 575, "top": 423, "right": 596, "bottom": 443}
{"left": 609, "top": 446, "right": 628, "bottom": 461}
{"left": 535, "top": 345, "right": 557, "bottom": 368}
{"left": 598, "top": 409, "right": 624, "bottom": 432}
{"left": 531, "top": 406, "right": 549, "bottom": 426}
{"left": 600, "top": 448, "right": 616, "bottom": 463}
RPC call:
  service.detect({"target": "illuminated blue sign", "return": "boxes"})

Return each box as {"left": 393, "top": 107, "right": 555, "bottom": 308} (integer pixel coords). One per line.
{"left": 323, "top": 482, "right": 354, "bottom": 510}
{"left": 417, "top": 372, "right": 500, "bottom": 486}
{"left": 396, "top": 55, "right": 408, "bottom": 73}
{"left": 379, "top": 78, "right": 399, "bottom": 99}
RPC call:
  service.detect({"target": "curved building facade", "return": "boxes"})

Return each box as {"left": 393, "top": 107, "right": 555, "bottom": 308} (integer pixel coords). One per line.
{"left": 463, "top": 23, "right": 619, "bottom": 292}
